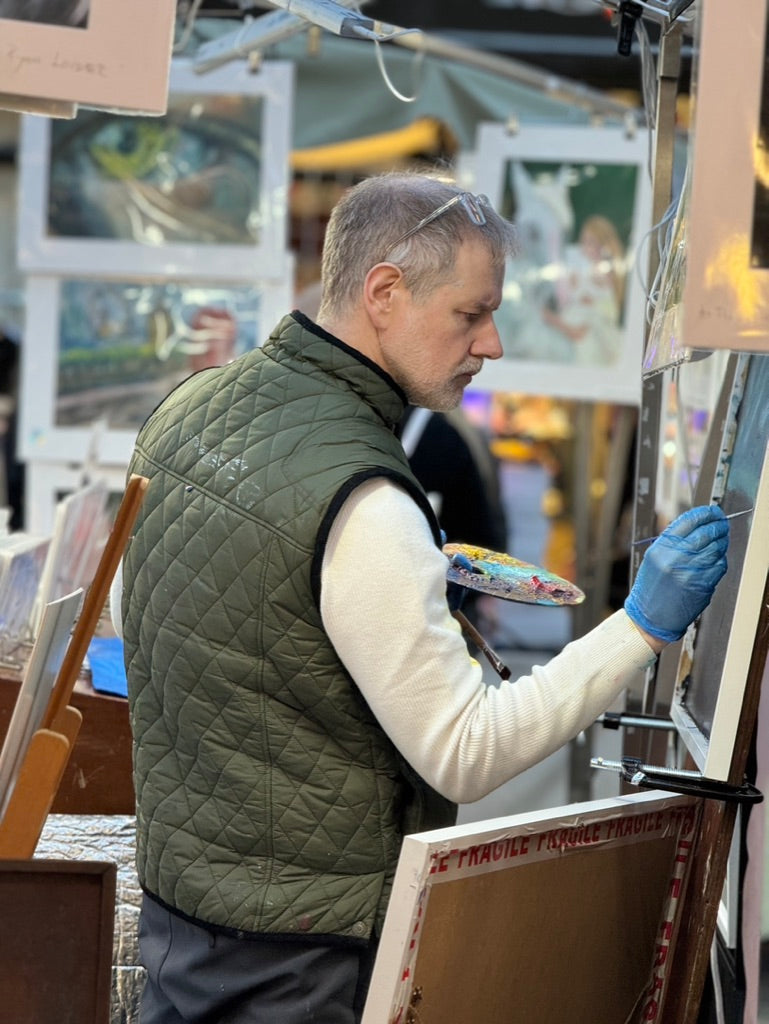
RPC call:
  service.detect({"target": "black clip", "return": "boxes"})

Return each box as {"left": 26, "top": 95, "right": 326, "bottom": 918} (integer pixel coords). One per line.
{"left": 616, "top": 1, "right": 643, "bottom": 57}
{"left": 591, "top": 756, "right": 764, "bottom": 805}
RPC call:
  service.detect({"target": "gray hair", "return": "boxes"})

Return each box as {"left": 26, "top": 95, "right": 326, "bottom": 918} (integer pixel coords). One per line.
{"left": 317, "top": 171, "right": 518, "bottom": 320}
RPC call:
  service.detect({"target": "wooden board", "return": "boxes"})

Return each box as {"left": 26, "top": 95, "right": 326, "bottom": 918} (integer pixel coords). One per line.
{"left": 0, "top": 859, "right": 116, "bottom": 1023}
{"left": 0, "top": 675, "right": 133, "bottom": 814}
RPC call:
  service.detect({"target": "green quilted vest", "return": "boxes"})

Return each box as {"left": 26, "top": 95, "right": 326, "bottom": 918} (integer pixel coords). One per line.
{"left": 123, "top": 312, "right": 456, "bottom": 941}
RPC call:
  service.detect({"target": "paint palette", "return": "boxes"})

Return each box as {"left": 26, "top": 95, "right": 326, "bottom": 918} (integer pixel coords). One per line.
{"left": 443, "top": 543, "right": 585, "bottom": 606}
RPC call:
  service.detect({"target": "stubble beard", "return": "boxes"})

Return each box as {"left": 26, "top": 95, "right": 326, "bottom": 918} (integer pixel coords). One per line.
{"left": 405, "top": 363, "right": 481, "bottom": 412}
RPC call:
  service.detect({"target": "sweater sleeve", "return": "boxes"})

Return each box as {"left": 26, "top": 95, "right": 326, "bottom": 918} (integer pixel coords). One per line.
{"left": 320, "top": 477, "right": 657, "bottom": 804}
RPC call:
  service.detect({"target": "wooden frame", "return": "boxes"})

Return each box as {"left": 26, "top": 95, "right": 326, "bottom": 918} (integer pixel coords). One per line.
{"left": 363, "top": 792, "right": 699, "bottom": 1024}
{"left": 469, "top": 122, "right": 652, "bottom": 405}
{"left": 16, "top": 58, "right": 293, "bottom": 280}
{"left": 0, "top": 858, "right": 116, "bottom": 1023}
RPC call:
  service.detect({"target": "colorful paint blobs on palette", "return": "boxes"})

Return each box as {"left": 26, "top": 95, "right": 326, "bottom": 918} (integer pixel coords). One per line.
{"left": 443, "top": 543, "right": 585, "bottom": 606}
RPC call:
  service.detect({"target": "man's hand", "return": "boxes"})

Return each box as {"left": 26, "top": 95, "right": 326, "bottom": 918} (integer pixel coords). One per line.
{"left": 624, "top": 505, "right": 730, "bottom": 645}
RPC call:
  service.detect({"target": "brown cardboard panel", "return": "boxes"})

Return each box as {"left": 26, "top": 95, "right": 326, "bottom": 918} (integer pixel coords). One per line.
{"left": 409, "top": 838, "right": 675, "bottom": 1023}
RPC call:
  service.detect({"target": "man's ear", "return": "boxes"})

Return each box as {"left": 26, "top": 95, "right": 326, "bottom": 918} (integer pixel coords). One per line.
{"left": 364, "top": 262, "right": 404, "bottom": 327}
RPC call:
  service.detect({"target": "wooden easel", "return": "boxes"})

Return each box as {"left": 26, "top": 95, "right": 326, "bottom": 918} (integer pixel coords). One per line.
{"left": 0, "top": 473, "right": 147, "bottom": 859}
{"left": 661, "top": 575, "right": 769, "bottom": 1023}
{"left": 623, "top": 9, "right": 767, "bottom": 1021}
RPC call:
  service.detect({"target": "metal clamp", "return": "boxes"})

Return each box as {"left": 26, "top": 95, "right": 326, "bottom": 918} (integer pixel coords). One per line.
{"left": 597, "top": 711, "right": 677, "bottom": 732}
{"left": 591, "top": 756, "right": 764, "bottom": 805}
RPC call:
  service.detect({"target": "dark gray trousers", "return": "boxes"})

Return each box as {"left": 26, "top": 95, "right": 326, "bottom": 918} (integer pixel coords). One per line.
{"left": 138, "top": 894, "right": 378, "bottom": 1024}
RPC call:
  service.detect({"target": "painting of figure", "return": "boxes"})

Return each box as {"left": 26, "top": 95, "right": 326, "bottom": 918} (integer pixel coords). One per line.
{"left": 469, "top": 122, "right": 652, "bottom": 405}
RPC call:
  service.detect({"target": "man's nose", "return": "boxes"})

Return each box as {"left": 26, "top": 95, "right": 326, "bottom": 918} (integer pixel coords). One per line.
{"left": 472, "top": 319, "right": 503, "bottom": 360}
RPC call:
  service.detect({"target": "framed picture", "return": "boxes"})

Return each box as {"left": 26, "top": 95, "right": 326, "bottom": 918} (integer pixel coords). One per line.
{"left": 0, "top": 532, "right": 50, "bottom": 651}
{"left": 16, "top": 57, "right": 294, "bottom": 280}
{"left": 363, "top": 791, "right": 699, "bottom": 1024}
{"left": 23, "top": 461, "right": 127, "bottom": 538}
{"left": 468, "top": 123, "right": 653, "bottom": 405}
{"left": 681, "top": 0, "right": 769, "bottom": 353}
{"left": 0, "top": 589, "right": 82, "bottom": 819}
{"left": 0, "top": 0, "right": 175, "bottom": 114}
{"left": 18, "top": 270, "right": 293, "bottom": 467}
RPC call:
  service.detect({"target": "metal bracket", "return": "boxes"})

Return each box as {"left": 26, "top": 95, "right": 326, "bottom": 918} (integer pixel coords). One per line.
{"left": 591, "top": 756, "right": 764, "bottom": 805}
{"left": 598, "top": 711, "right": 677, "bottom": 731}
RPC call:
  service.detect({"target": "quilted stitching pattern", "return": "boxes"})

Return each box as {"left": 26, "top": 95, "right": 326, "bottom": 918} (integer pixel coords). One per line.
{"left": 124, "top": 315, "right": 454, "bottom": 940}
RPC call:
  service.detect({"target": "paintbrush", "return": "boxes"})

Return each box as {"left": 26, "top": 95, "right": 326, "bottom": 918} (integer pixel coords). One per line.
{"left": 631, "top": 507, "right": 753, "bottom": 548}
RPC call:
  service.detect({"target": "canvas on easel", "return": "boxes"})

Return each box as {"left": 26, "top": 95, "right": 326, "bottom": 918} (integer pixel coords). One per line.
{"left": 363, "top": 791, "right": 700, "bottom": 1024}
{"left": 669, "top": 356, "right": 769, "bottom": 779}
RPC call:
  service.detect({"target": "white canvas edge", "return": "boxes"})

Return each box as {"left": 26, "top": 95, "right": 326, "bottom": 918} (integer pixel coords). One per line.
{"left": 0, "top": 588, "right": 82, "bottom": 820}
{"left": 669, "top": 439, "right": 769, "bottom": 779}
{"left": 16, "top": 58, "right": 294, "bottom": 281}
{"left": 704, "top": 438, "right": 769, "bottom": 778}
{"left": 467, "top": 122, "right": 652, "bottom": 405}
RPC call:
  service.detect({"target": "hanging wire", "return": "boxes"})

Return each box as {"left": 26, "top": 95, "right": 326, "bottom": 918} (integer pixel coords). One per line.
{"left": 632, "top": 194, "right": 679, "bottom": 325}
{"left": 347, "top": 24, "right": 426, "bottom": 104}
{"left": 174, "top": 0, "right": 206, "bottom": 54}
{"left": 634, "top": 16, "right": 659, "bottom": 178}
{"left": 672, "top": 364, "right": 698, "bottom": 504}
{"left": 709, "top": 936, "right": 727, "bottom": 1024}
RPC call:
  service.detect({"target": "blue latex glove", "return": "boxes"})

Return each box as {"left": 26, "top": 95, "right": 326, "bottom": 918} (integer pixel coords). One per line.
{"left": 624, "top": 504, "right": 729, "bottom": 643}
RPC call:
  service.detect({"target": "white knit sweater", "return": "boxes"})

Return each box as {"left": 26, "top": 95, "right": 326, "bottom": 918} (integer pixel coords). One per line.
{"left": 320, "top": 478, "right": 656, "bottom": 804}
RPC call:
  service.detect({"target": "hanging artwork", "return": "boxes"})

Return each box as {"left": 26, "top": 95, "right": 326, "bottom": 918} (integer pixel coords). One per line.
{"left": 680, "top": 0, "right": 769, "bottom": 353}
{"left": 16, "top": 58, "right": 294, "bottom": 280}
{"left": 0, "top": 0, "right": 176, "bottom": 114}
{"left": 18, "top": 271, "right": 293, "bottom": 466}
{"left": 469, "top": 122, "right": 652, "bottom": 405}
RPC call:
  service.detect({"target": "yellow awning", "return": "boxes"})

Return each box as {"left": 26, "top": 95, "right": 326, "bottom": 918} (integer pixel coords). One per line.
{"left": 290, "top": 117, "right": 451, "bottom": 173}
